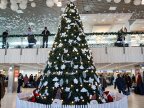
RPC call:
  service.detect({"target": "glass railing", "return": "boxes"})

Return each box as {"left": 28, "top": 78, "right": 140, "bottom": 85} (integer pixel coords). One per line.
{"left": 0, "top": 32, "right": 144, "bottom": 49}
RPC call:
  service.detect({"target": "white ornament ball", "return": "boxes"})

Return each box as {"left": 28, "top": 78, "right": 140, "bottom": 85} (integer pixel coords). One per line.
{"left": 106, "top": 0, "right": 112, "bottom": 2}
{"left": 19, "top": 3, "right": 27, "bottom": 9}
{"left": 46, "top": 0, "right": 54, "bottom": 7}
{"left": 11, "top": 4, "right": 18, "bottom": 11}
{"left": 53, "top": 0, "right": 58, "bottom": 4}
{"left": 114, "top": 0, "right": 121, "bottom": 3}
{"left": 124, "top": 0, "right": 131, "bottom": 3}
{"left": 31, "top": 2, "right": 36, "bottom": 7}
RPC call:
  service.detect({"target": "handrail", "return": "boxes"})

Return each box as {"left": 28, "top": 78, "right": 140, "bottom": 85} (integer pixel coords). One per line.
{"left": 0, "top": 32, "right": 144, "bottom": 37}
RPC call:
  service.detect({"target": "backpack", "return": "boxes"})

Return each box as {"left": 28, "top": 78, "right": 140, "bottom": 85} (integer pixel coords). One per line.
{"left": 0, "top": 75, "right": 5, "bottom": 99}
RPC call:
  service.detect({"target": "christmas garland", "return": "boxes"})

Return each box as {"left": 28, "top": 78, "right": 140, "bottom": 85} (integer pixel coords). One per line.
{"left": 0, "top": 32, "right": 144, "bottom": 37}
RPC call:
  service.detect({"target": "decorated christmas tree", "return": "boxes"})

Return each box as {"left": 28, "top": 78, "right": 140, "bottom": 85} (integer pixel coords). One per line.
{"left": 34, "top": 2, "right": 105, "bottom": 105}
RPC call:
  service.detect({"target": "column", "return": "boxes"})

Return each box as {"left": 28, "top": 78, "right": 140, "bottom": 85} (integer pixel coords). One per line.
{"left": 7, "top": 65, "right": 20, "bottom": 93}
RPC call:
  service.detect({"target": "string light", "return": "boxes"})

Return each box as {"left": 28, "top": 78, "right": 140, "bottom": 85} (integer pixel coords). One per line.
{"left": 82, "top": 100, "right": 84, "bottom": 102}
{"left": 72, "top": 101, "right": 74, "bottom": 104}
{"left": 71, "top": 85, "right": 73, "bottom": 87}
{"left": 80, "top": 85, "right": 82, "bottom": 87}
{"left": 52, "top": 98, "right": 53, "bottom": 101}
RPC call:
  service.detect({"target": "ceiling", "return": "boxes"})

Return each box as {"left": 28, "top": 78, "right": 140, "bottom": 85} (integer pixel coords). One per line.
{"left": 0, "top": 0, "right": 144, "bottom": 34}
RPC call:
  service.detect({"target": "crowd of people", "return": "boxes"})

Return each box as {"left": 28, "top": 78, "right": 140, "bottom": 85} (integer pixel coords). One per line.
{"left": 1, "top": 27, "right": 50, "bottom": 48}
{"left": 114, "top": 73, "right": 144, "bottom": 95}
{"left": 99, "top": 72, "right": 144, "bottom": 95}
{"left": 17, "top": 73, "right": 42, "bottom": 93}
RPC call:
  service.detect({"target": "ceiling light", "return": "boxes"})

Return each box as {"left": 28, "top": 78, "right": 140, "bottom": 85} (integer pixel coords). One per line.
{"left": 109, "top": 6, "right": 117, "bottom": 10}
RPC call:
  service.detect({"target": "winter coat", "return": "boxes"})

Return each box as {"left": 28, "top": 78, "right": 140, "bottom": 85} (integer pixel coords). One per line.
{"left": 115, "top": 77, "right": 126, "bottom": 91}
{"left": 0, "top": 74, "right": 5, "bottom": 100}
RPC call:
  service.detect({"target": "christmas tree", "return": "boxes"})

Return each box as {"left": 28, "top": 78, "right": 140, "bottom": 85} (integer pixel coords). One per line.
{"left": 34, "top": 2, "right": 105, "bottom": 105}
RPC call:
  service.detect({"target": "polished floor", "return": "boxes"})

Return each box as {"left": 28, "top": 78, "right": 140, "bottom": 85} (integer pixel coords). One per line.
{"left": 1, "top": 86, "right": 144, "bottom": 108}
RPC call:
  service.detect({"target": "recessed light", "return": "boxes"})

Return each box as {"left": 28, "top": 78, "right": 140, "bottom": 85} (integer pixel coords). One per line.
{"left": 109, "top": 6, "right": 117, "bottom": 10}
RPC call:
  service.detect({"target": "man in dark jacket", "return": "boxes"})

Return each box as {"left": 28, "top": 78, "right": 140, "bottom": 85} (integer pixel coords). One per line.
{"left": 17, "top": 73, "right": 23, "bottom": 93}
{"left": 114, "top": 74, "right": 126, "bottom": 93}
{"left": 42, "top": 27, "right": 50, "bottom": 48}
{"left": 2, "top": 30, "right": 8, "bottom": 48}
{"left": 0, "top": 71, "right": 5, "bottom": 107}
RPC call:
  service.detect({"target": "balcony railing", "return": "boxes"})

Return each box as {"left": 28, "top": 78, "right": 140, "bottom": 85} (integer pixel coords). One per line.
{"left": 0, "top": 32, "right": 144, "bottom": 49}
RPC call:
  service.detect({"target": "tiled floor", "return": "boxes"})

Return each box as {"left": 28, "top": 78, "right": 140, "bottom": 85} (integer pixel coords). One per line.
{"left": 1, "top": 86, "right": 144, "bottom": 108}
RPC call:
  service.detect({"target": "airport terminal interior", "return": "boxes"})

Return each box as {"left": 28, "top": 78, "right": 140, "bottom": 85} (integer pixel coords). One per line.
{"left": 0, "top": 0, "right": 144, "bottom": 108}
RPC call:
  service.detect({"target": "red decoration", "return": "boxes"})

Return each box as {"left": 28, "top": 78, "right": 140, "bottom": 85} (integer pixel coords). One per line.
{"left": 103, "top": 91, "right": 113, "bottom": 102}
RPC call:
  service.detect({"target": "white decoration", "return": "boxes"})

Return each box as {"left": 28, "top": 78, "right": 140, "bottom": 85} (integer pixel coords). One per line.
{"left": 114, "top": 0, "right": 121, "bottom": 3}
{"left": 43, "top": 81, "right": 48, "bottom": 86}
{"left": 134, "top": 0, "right": 141, "bottom": 5}
{"left": 54, "top": 82, "right": 59, "bottom": 88}
{"left": 124, "top": 0, "right": 131, "bottom": 3}
{"left": 87, "top": 55, "right": 91, "bottom": 60}
{"left": 75, "top": 57, "right": 77, "bottom": 59}
{"left": 87, "top": 92, "right": 89, "bottom": 96}
{"left": 67, "top": 19, "right": 71, "bottom": 23}
{"left": 74, "top": 97, "right": 80, "bottom": 102}
{"left": 102, "top": 99, "right": 106, "bottom": 103}
{"left": 57, "top": 1, "right": 62, "bottom": 7}
{"left": 73, "top": 47, "right": 78, "bottom": 52}
{"left": 79, "top": 77, "right": 83, "bottom": 84}
{"left": 58, "top": 43, "right": 63, "bottom": 47}
{"left": 64, "top": 49, "right": 68, "bottom": 53}
{"left": 52, "top": 99, "right": 62, "bottom": 105}
{"left": 106, "top": 0, "right": 112, "bottom": 2}
{"left": 61, "top": 64, "right": 66, "bottom": 70}
{"left": 79, "top": 65, "right": 84, "bottom": 69}
{"left": 53, "top": 77, "right": 59, "bottom": 81}
{"left": 31, "top": 2, "right": 36, "bottom": 7}
{"left": 81, "top": 88, "right": 87, "bottom": 92}
{"left": 77, "top": 37, "right": 81, "bottom": 41}
{"left": 65, "top": 87, "right": 70, "bottom": 92}
{"left": 74, "top": 65, "right": 78, "bottom": 69}
{"left": 46, "top": 0, "right": 54, "bottom": 7}
{"left": 53, "top": 0, "right": 58, "bottom": 4}
{"left": 66, "top": 79, "right": 68, "bottom": 84}
{"left": 61, "top": 33, "right": 66, "bottom": 37}
{"left": 82, "top": 71, "right": 86, "bottom": 78}
{"left": 60, "top": 79, "right": 63, "bottom": 86}
{"left": 89, "top": 77, "right": 94, "bottom": 83}
{"left": 91, "top": 85, "right": 96, "bottom": 90}
{"left": 73, "top": 78, "right": 78, "bottom": 84}
{"left": 71, "top": 9, "right": 75, "bottom": 13}
{"left": 19, "top": 3, "right": 27, "bottom": 9}
{"left": 68, "top": 40, "right": 73, "bottom": 44}
{"left": 90, "top": 100, "right": 98, "bottom": 104}
{"left": 11, "top": 4, "right": 18, "bottom": 11}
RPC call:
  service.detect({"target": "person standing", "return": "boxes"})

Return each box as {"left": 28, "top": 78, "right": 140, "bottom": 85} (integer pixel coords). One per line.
{"left": 26, "top": 27, "right": 36, "bottom": 48}
{"left": 42, "top": 27, "right": 50, "bottom": 48}
{"left": 0, "top": 71, "right": 5, "bottom": 107}
{"left": 23, "top": 74, "right": 29, "bottom": 88}
{"left": 99, "top": 74, "right": 107, "bottom": 91}
{"left": 114, "top": 74, "right": 126, "bottom": 93}
{"left": 17, "top": 73, "right": 23, "bottom": 93}
{"left": 2, "top": 30, "right": 8, "bottom": 48}
{"left": 125, "top": 74, "right": 132, "bottom": 92}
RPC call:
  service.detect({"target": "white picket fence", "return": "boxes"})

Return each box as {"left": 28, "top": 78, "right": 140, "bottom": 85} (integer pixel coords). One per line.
{"left": 16, "top": 93, "right": 128, "bottom": 108}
